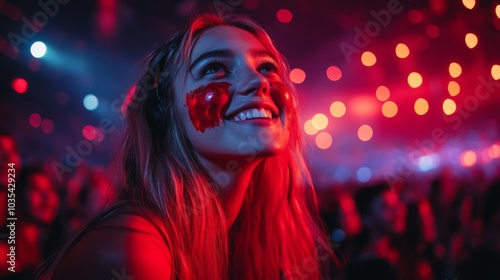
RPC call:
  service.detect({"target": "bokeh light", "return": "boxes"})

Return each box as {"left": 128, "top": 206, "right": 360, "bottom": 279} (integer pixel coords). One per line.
{"left": 330, "top": 101, "right": 346, "bottom": 118}
{"left": 448, "top": 81, "right": 461, "bottom": 96}
{"left": 449, "top": 62, "right": 462, "bottom": 78}
{"left": 426, "top": 24, "right": 440, "bottom": 38}
{"left": 361, "top": 51, "right": 376, "bottom": 66}
{"left": 29, "top": 113, "right": 42, "bottom": 128}
{"left": 356, "top": 167, "right": 372, "bottom": 183}
{"left": 357, "top": 124, "right": 373, "bottom": 142}
{"left": 465, "top": 33, "right": 478, "bottom": 49}
{"left": 462, "top": 0, "right": 476, "bottom": 10}
{"left": 492, "top": 64, "right": 500, "bottom": 80}
{"left": 489, "top": 143, "right": 500, "bottom": 159}
{"left": 376, "top": 86, "right": 390, "bottom": 101}
{"left": 11, "top": 78, "right": 28, "bottom": 94}
{"left": 350, "top": 96, "right": 378, "bottom": 117}
{"left": 304, "top": 120, "right": 318, "bottom": 135}
{"left": 82, "top": 125, "right": 97, "bottom": 141}
{"left": 408, "top": 72, "right": 423, "bottom": 88}
{"left": 41, "top": 119, "right": 54, "bottom": 134}
{"left": 460, "top": 150, "right": 477, "bottom": 167}
{"left": 326, "top": 66, "right": 342, "bottom": 81}
{"left": 290, "top": 68, "right": 306, "bottom": 84}
{"left": 315, "top": 132, "right": 333, "bottom": 149}
{"left": 395, "top": 43, "right": 410, "bottom": 58}
{"left": 443, "top": 99, "right": 457, "bottom": 115}
{"left": 415, "top": 98, "right": 429, "bottom": 115}
{"left": 382, "top": 101, "right": 398, "bottom": 118}
{"left": 312, "top": 113, "right": 328, "bottom": 130}
{"left": 418, "top": 154, "right": 440, "bottom": 172}
{"left": 276, "top": 8, "right": 293, "bottom": 23}
{"left": 83, "top": 94, "right": 99, "bottom": 110}
{"left": 94, "top": 128, "right": 105, "bottom": 142}
{"left": 496, "top": 5, "right": 500, "bottom": 19}
{"left": 30, "top": 41, "right": 47, "bottom": 58}
{"left": 408, "top": 10, "right": 423, "bottom": 24}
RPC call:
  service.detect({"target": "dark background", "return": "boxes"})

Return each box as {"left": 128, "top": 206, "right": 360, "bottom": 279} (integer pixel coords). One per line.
{"left": 1, "top": 0, "right": 499, "bottom": 187}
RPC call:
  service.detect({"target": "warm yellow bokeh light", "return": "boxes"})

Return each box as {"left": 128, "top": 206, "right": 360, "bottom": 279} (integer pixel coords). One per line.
{"left": 311, "top": 113, "right": 328, "bottom": 130}
{"left": 358, "top": 124, "right": 373, "bottom": 142}
{"left": 290, "top": 68, "right": 306, "bottom": 84}
{"left": 350, "top": 96, "right": 378, "bottom": 117}
{"left": 395, "top": 43, "right": 410, "bottom": 58}
{"left": 326, "top": 66, "right": 342, "bottom": 81}
{"left": 382, "top": 101, "right": 398, "bottom": 118}
{"left": 465, "top": 33, "right": 478, "bottom": 49}
{"left": 460, "top": 150, "right": 477, "bottom": 167}
{"left": 489, "top": 143, "right": 500, "bottom": 159}
{"left": 315, "top": 132, "right": 333, "bottom": 150}
{"left": 496, "top": 5, "right": 500, "bottom": 19}
{"left": 304, "top": 120, "right": 318, "bottom": 135}
{"left": 448, "top": 81, "right": 461, "bottom": 96}
{"left": 408, "top": 72, "right": 423, "bottom": 88}
{"left": 361, "top": 51, "right": 377, "bottom": 67}
{"left": 330, "top": 101, "right": 346, "bottom": 118}
{"left": 376, "top": 86, "right": 390, "bottom": 101}
{"left": 449, "top": 62, "right": 462, "bottom": 78}
{"left": 414, "top": 98, "right": 429, "bottom": 115}
{"left": 443, "top": 99, "right": 457, "bottom": 115}
{"left": 491, "top": 64, "right": 500, "bottom": 80}
{"left": 462, "top": 0, "right": 475, "bottom": 9}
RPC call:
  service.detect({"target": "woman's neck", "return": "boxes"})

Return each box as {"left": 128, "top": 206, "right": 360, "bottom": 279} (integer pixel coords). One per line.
{"left": 199, "top": 156, "right": 262, "bottom": 228}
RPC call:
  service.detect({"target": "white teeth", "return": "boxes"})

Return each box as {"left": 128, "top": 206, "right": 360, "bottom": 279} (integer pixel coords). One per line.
{"left": 231, "top": 108, "right": 273, "bottom": 121}
{"left": 252, "top": 109, "right": 259, "bottom": 118}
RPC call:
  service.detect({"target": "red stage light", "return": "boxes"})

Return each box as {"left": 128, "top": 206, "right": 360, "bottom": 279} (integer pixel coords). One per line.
{"left": 11, "top": 78, "right": 28, "bottom": 94}
{"left": 276, "top": 9, "right": 293, "bottom": 23}
{"left": 41, "top": 119, "right": 54, "bottom": 134}
{"left": 29, "top": 113, "right": 42, "bottom": 128}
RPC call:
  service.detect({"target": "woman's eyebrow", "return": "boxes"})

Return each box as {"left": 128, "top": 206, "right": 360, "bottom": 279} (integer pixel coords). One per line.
{"left": 189, "top": 49, "right": 233, "bottom": 71}
{"left": 250, "top": 49, "right": 277, "bottom": 62}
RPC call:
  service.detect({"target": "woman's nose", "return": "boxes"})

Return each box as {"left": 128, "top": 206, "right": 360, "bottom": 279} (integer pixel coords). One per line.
{"left": 234, "top": 67, "right": 270, "bottom": 96}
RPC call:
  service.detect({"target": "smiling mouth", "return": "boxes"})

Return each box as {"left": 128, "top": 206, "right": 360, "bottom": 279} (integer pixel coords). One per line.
{"left": 227, "top": 108, "right": 279, "bottom": 122}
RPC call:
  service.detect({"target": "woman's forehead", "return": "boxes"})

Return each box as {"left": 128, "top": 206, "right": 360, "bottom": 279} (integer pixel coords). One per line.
{"left": 189, "top": 25, "right": 270, "bottom": 63}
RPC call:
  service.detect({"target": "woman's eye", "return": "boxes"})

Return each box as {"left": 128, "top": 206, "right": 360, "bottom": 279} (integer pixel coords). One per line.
{"left": 258, "top": 62, "right": 279, "bottom": 74}
{"left": 200, "top": 62, "right": 228, "bottom": 76}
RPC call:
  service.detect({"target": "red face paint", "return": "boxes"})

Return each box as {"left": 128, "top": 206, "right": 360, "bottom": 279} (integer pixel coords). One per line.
{"left": 185, "top": 82, "right": 231, "bottom": 133}
{"left": 270, "top": 81, "right": 294, "bottom": 120}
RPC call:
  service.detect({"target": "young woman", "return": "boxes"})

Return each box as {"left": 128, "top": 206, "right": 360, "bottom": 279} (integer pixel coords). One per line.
{"left": 41, "top": 11, "right": 338, "bottom": 280}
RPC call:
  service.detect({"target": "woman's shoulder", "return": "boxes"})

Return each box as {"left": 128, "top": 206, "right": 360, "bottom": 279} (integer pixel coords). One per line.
{"left": 52, "top": 210, "right": 172, "bottom": 280}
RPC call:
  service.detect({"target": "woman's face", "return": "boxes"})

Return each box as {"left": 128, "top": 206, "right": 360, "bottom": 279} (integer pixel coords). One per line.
{"left": 174, "top": 26, "right": 291, "bottom": 165}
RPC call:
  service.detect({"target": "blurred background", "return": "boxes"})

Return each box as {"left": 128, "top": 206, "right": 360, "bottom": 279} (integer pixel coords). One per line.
{"left": 1, "top": 0, "right": 500, "bottom": 279}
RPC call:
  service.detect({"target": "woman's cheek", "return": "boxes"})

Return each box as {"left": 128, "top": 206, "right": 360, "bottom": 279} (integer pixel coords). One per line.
{"left": 185, "top": 82, "right": 231, "bottom": 133}
{"left": 270, "top": 81, "right": 294, "bottom": 123}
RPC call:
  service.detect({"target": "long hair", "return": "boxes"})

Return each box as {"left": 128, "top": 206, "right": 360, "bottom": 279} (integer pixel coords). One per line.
{"left": 40, "top": 11, "right": 337, "bottom": 280}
